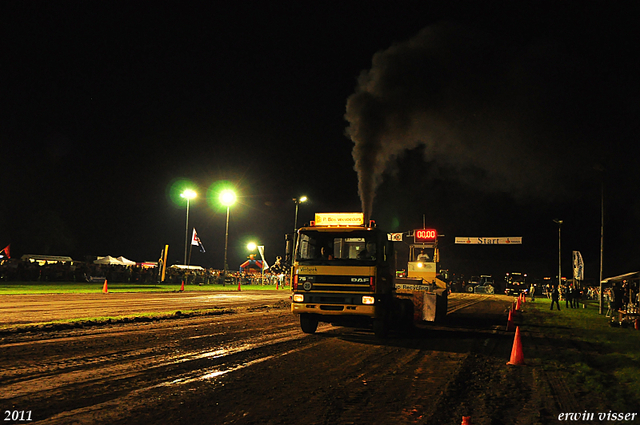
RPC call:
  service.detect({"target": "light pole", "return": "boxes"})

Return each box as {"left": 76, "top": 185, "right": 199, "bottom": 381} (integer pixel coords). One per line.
{"left": 595, "top": 164, "right": 605, "bottom": 314}
{"left": 293, "top": 196, "right": 308, "bottom": 232}
{"left": 292, "top": 196, "right": 307, "bottom": 257}
{"left": 180, "top": 189, "right": 197, "bottom": 265}
{"left": 247, "top": 242, "right": 265, "bottom": 284}
{"left": 220, "top": 189, "right": 237, "bottom": 279}
{"left": 553, "top": 219, "right": 563, "bottom": 288}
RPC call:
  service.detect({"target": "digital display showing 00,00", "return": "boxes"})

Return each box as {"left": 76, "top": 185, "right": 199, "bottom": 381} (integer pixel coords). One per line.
{"left": 415, "top": 229, "right": 437, "bottom": 242}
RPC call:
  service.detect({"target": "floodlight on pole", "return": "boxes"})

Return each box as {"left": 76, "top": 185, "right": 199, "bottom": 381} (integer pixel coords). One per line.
{"left": 292, "top": 196, "right": 308, "bottom": 259}
{"left": 219, "top": 189, "right": 237, "bottom": 277}
{"left": 293, "top": 196, "right": 308, "bottom": 232}
{"left": 180, "top": 189, "right": 197, "bottom": 265}
{"left": 247, "top": 242, "right": 265, "bottom": 284}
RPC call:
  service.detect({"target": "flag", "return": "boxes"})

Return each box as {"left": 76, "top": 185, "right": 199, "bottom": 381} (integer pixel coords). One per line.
{"left": 191, "top": 228, "right": 206, "bottom": 253}
{"left": 257, "top": 245, "right": 270, "bottom": 270}
{"left": 572, "top": 251, "right": 584, "bottom": 281}
{"left": 388, "top": 233, "right": 403, "bottom": 241}
{"left": 1, "top": 244, "right": 10, "bottom": 258}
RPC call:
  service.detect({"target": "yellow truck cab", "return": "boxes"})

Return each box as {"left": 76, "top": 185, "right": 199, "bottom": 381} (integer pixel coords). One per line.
{"left": 289, "top": 212, "right": 404, "bottom": 337}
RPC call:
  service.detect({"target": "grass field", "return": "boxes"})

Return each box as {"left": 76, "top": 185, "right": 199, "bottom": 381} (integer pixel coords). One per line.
{"left": 523, "top": 296, "right": 640, "bottom": 413}
{"left": 0, "top": 281, "right": 289, "bottom": 294}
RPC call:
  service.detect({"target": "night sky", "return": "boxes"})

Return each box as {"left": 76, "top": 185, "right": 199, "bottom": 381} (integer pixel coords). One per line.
{"left": 2, "top": 1, "right": 639, "bottom": 282}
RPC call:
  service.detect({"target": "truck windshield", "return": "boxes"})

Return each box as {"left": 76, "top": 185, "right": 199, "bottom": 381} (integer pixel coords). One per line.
{"left": 296, "top": 230, "right": 377, "bottom": 265}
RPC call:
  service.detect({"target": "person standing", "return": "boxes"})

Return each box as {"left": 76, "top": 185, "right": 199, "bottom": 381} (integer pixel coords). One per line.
{"left": 529, "top": 283, "right": 536, "bottom": 301}
{"left": 550, "top": 286, "right": 561, "bottom": 310}
{"left": 572, "top": 287, "right": 581, "bottom": 308}
{"left": 564, "top": 285, "right": 573, "bottom": 309}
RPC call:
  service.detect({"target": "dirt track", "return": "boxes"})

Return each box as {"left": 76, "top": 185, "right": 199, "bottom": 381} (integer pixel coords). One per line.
{"left": 0, "top": 293, "right": 560, "bottom": 424}
{"left": 0, "top": 291, "right": 290, "bottom": 327}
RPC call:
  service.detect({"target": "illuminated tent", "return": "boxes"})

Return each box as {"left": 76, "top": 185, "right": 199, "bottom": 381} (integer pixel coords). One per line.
{"left": 170, "top": 265, "right": 205, "bottom": 271}
{"left": 239, "top": 258, "right": 264, "bottom": 273}
{"left": 601, "top": 271, "right": 640, "bottom": 284}
{"left": 21, "top": 255, "right": 74, "bottom": 265}
{"left": 94, "top": 256, "right": 124, "bottom": 265}
{"left": 117, "top": 256, "right": 136, "bottom": 266}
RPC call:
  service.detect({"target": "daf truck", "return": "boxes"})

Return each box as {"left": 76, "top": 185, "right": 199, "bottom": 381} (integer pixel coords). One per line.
{"left": 288, "top": 213, "right": 447, "bottom": 337}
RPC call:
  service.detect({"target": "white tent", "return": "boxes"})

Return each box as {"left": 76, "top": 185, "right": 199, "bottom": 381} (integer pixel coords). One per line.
{"left": 170, "top": 265, "right": 205, "bottom": 271}
{"left": 94, "top": 256, "right": 123, "bottom": 265}
{"left": 117, "top": 256, "right": 136, "bottom": 266}
{"left": 601, "top": 272, "right": 640, "bottom": 284}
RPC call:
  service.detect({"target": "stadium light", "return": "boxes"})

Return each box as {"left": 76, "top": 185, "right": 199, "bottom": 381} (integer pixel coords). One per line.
{"left": 180, "top": 189, "right": 197, "bottom": 265}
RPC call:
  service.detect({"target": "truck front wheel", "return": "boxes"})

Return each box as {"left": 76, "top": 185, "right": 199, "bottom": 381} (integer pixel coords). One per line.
{"left": 466, "top": 285, "right": 475, "bottom": 293}
{"left": 300, "top": 314, "right": 319, "bottom": 334}
{"left": 373, "top": 317, "right": 390, "bottom": 338}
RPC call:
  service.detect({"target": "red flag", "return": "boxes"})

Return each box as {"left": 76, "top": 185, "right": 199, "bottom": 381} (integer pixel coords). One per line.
{"left": 1, "top": 244, "right": 10, "bottom": 258}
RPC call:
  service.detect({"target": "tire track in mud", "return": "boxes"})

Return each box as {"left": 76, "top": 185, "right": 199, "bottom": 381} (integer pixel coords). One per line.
{"left": 1, "top": 311, "right": 290, "bottom": 385}
{"left": 1, "top": 310, "right": 307, "bottom": 423}
{"left": 2, "top": 294, "right": 517, "bottom": 425}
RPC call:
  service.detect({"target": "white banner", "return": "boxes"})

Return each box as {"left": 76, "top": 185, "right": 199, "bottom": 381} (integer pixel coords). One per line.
{"left": 257, "top": 245, "right": 269, "bottom": 270}
{"left": 455, "top": 237, "right": 522, "bottom": 245}
{"left": 388, "top": 233, "right": 403, "bottom": 241}
{"left": 573, "top": 251, "right": 584, "bottom": 281}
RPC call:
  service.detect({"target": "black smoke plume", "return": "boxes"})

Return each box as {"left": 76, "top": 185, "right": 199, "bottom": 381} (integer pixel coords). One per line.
{"left": 345, "top": 21, "right": 602, "bottom": 220}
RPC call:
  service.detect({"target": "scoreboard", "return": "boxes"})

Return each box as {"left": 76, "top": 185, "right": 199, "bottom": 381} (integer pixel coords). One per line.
{"left": 414, "top": 229, "right": 437, "bottom": 242}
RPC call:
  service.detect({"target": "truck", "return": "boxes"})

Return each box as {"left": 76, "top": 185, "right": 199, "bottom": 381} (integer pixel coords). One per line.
{"left": 288, "top": 213, "right": 448, "bottom": 337}
{"left": 505, "top": 272, "right": 527, "bottom": 295}
{"left": 466, "top": 275, "right": 495, "bottom": 294}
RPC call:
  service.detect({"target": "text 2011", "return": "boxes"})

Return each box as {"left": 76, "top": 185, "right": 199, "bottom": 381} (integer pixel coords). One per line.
{"left": 4, "top": 411, "right": 32, "bottom": 422}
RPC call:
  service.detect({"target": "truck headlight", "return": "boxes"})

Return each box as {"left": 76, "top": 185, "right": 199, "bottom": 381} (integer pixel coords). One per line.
{"left": 362, "top": 296, "right": 375, "bottom": 305}
{"left": 293, "top": 294, "right": 304, "bottom": 302}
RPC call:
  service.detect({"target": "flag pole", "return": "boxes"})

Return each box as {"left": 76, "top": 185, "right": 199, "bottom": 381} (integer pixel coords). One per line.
{"left": 161, "top": 245, "right": 169, "bottom": 282}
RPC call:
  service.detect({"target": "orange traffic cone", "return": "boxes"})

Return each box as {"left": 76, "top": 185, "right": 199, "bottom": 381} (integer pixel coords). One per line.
{"left": 276, "top": 280, "right": 279, "bottom": 290}
{"left": 507, "top": 326, "right": 525, "bottom": 365}
{"left": 461, "top": 416, "right": 472, "bottom": 425}
{"left": 515, "top": 297, "right": 521, "bottom": 311}
{"left": 237, "top": 280, "right": 241, "bottom": 291}
{"left": 180, "top": 280, "right": 185, "bottom": 291}
{"left": 506, "top": 309, "right": 515, "bottom": 331}
{"left": 102, "top": 279, "right": 108, "bottom": 294}
{"left": 522, "top": 292, "right": 526, "bottom": 303}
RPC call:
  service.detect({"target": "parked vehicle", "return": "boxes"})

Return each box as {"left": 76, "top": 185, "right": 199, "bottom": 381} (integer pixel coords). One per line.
{"left": 467, "top": 275, "right": 495, "bottom": 294}
{"left": 466, "top": 276, "right": 481, "bottom": 292}
{"left": 505, "top": 272, "right": 527, "bottom": 295}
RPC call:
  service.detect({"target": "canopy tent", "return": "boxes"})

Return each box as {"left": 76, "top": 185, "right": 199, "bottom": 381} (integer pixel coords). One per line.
{"left": 170, "top": 265, "right": 205, "bottom": 271}
{"left": 94, "top": 255, "right": 128, "bottom": 265}
{"left": 117, "top": 256, "right": 136, "bottom": 266}
{"left": 94, "top": 256, "right": 122, "bottom": 265}
{"left": 601, "top": 272, "right": 640, "bottom": 284}
{"left": 239, "top": 259, "right": 264, "bottom": 273}
{"left": 21, "top": 255, "right": 74, "bottom": 265}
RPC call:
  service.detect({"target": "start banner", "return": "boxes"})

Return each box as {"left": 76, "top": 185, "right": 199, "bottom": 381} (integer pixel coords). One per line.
{"left": 455, "top": 237, "right": 522, "bottom": 245}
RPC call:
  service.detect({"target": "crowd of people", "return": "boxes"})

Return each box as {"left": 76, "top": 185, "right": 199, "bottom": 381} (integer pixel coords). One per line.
{"left": 0, "top": 256, "right": 290, "bottom": 286}
{"left": 604, "top": 280, "right": 639, "bottom": 317}
{"left": 540, "top": 283, "right": 601, "bottom": 303}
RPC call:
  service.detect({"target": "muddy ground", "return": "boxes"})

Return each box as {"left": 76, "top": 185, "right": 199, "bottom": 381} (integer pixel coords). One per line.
{"left": 0, "top": 293, "right": 574, "bottom": 424}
